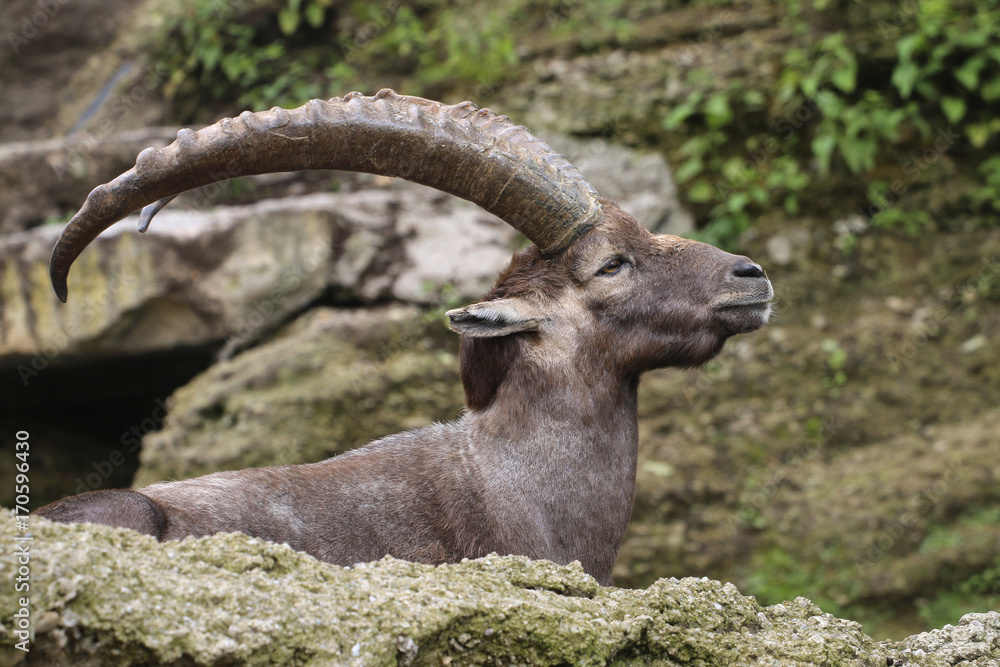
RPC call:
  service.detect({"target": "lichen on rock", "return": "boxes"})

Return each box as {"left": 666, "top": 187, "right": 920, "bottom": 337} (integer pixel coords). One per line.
{"left": 1, "top": 513, "right": 997, "bottom": 666}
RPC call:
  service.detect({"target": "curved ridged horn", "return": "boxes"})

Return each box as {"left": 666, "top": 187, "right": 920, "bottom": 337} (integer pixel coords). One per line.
{"left": 49, "top": 88, "right": 604, "bottom": 302}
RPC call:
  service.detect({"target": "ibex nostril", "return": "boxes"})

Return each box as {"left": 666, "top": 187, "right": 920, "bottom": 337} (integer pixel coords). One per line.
{"left": 733, "top": 262, "right": 766, "bottom": 279}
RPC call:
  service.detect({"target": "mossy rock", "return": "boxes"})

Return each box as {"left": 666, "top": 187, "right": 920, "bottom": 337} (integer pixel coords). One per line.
{"left": 3, "top": 514, "right": 998, "bottom": 665}
{"left": 133, "top": 306, "right": 463, "bottom": 487}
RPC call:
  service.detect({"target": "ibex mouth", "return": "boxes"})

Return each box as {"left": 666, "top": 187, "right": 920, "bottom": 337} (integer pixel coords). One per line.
{"left": 711, "top": 284, "right": 774, "bottom": 311}
{"left": 717, "top": 299, "right": 772, "bottom": 315}
{"left": 712, "top": 282, "right": 774, "bottom": 334}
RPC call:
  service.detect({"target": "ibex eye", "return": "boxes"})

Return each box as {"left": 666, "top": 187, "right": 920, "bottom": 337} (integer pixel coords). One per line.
{"left": 598, "top": 259, "right": 626, "bottom": 275}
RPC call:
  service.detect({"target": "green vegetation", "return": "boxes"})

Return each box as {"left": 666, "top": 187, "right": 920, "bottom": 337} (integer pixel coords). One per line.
{"left": 145, "top": 0, "right": 1000, "bottom": 246}
{"left": 154, "top": 0, "right": 333, "bottom": 113}
{"left": 150, "top": 0, "right": 521, "bottom": 116}
{"left": 820, "top": 338, "right": 847, "bottom": 396}
{"left": 665, "top": 0, "right": 1000, "bottom": 246}
{"left": 917, "top": 507, "right": 1000, "bottom": 627}
{"left": 744, "top": 546, "right": 846, "bottom": 617}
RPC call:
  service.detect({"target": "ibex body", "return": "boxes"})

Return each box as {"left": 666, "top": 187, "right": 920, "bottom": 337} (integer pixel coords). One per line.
{"left": 36, "top": 90, "right": 772, "bottom": 585}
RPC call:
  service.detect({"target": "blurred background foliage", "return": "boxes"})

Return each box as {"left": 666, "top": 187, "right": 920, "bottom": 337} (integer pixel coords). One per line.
{"left": 148, "top": 0, "right": 1000, "bottom": 247}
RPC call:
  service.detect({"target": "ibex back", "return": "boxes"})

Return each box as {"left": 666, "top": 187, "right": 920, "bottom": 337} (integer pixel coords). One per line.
{"left": 36, "top": 90, "right": 772, "bottom": 585}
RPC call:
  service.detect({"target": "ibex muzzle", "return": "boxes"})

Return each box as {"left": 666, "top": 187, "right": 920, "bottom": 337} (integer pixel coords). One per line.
{"left": 37, "top": 90, "right": 772, "bottom": 585}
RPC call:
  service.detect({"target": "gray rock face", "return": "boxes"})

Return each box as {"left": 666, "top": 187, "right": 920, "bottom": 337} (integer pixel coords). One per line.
{"left": 545, "top": 134, "right": 693, "bottom": 236}
{"left": 0, "top": 186, "right": 517, "bottom": 368}
{"left": 1, "top": 514, "right": 996, "bottom": 666}
{"left": 0, "top": 0, "right": 141, "bottom": 145}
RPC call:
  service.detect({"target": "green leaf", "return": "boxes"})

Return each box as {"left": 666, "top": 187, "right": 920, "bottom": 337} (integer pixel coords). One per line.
{"left": 896, "top": 33, "right": 924, "bottom": 62}
{"left": 955, "top": 56, "right": 986, "bottom": 90}
{"left": 200, "top": 41, "right": 223, "bottom": 72}
{"left": 305, "top": 3, "right": 325, "bottom": 28}
{"left": 726, "top": 191, "right": 750, "bottom": 212}
{"left": 675, "top": 157, "right": 704, "bottom": 183}
{"left": 955, "top": 27, "right": 990, "bottom": 49}
{"left": 965, "top": 123, "right": 993, "bottom": 149}
{"left": 801, "top": 69, "right": 822, "bottom": 99}
{"left": 940, "top": 96, "right": 966, "bottom": 124}
{"left": 742, "top": 89, "right": 766, "bottom": 106}
{"left": 783, "top": 193, "right": 800, "bottom": 215}
{"left": 704, "top": 93, "right": 734, "bottom": 129}
{"left": 830, "top": 58, "right": 857, "bottom": 93}
{"left": 915, "top": 80, "right": 938, "bottom": 100}
{"left": 664, "top": 93, "right": 702, "bottom": 130}
{"left": 891, "top": 62, "right": 920, "bottom": 99}
{"left": 278, "top": 7, "right": 300, "bottom": 35}
{"left": 688, "top": 179, "right": 716, "bottom": 203}
{"left": 811, "top": 133, "right": 837, "bottom": 175}
{"left": 840, "top": 136, "right": 875, "bottom": 174}
{"left": 905, "top": 103, "right": 932, "bottom": 138}
{"left": 982, "top": 76, "right": 1000, "bottom": 101}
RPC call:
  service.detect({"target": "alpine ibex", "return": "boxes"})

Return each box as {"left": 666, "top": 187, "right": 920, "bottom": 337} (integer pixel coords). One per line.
{"left": 37, "top": 89, "right": 772, "bottom": 585}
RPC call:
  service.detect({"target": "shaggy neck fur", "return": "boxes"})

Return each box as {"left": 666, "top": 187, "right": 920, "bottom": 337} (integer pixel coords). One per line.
{"left": 460, "top": 330, "right": 640, "bottom": 584}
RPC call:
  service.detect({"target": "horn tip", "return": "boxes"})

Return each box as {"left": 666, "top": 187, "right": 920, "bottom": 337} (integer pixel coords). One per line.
{"left": 50, "top": 243, "right": 70, "bottom": 303}
{"left": 51, "top": 271, "right": 69, "bottom": 303}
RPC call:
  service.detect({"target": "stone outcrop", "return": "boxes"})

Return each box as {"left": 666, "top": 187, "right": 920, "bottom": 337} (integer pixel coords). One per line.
{"left": 0, "top": 186, "right": 517, "bottom": 369}
{"left": 0, "top": 0, "right": 144, "bottom": 144}
{"left": 132, "top": 306, "right": 462, "bottom": 486}
{"left": 1, "top": 514, "right": 996, "bottom": 666}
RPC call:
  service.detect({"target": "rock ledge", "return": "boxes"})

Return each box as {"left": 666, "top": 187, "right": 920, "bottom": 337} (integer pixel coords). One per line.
{"left": 1, "top": 514, "right": 996, "bottom": 666}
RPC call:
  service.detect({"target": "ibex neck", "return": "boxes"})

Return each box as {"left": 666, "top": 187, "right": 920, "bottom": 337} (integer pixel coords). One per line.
{"left": 466, "top": 363, "right": 640, "bottom": 584}
{"left": 474, "top": 365, "right": 639, "bottom": 444}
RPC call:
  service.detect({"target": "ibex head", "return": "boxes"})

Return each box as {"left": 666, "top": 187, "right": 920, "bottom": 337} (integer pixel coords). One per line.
{"left": 49, "top": 88, "right": 771, "bottom": 406}
{"left": 449, "top": 203, "right": 771, "bottom": 412}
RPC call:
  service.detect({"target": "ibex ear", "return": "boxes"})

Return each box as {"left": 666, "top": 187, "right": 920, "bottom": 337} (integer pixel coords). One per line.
{"left": 446, "top": 299, "right": 542, "bottom": 337}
